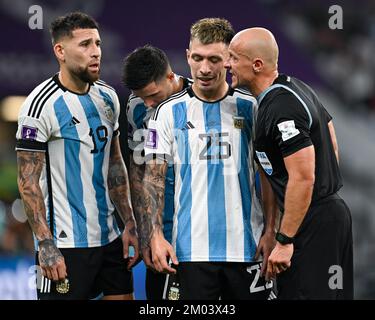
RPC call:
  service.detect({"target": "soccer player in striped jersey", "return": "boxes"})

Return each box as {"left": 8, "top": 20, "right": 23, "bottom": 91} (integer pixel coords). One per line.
{"left": 142, "top": 18, "right": 278, "bottom": 300}
{"left": 122, "top": 45, "right": 192, "bottom": 300}
{"left": 16, "top": 12, "right": 138, "bottom": 300}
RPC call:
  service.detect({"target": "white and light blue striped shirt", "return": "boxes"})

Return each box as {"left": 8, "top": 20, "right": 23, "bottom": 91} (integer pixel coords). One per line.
{"left": 16, "top": 74, "right": 121, "bottom": 248}
{"left": 144, "top": 86, "right": 264, "bottom": 262}
{"left": 126, "top": 76, "right": 192, "bottom": 243}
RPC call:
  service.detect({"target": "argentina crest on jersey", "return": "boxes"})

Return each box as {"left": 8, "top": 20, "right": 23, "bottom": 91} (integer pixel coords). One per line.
{"left": 233, "top": 115, "right": 245, "bottom": 129}
{"left": 256, "top": 151, "right": 273, "bottom": 175}
{"left": 104, "top": 104, "right": 114, "bottom": 122}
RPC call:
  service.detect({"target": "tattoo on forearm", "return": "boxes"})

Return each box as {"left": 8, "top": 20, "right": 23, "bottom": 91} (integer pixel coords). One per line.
{"left": 140, "top": 160, "right": 167, "bottom": 248}
{"left": 17, "top": 151, "right": 51, "bottom": 240}
{"left": 129, "top": 156, "right": 148, "bottom": 246}
{"left": 108, "top": 138, "right": 136, "bottom": 226}
{"left": 38, "top": 239, "right": 63, "bottom": 267}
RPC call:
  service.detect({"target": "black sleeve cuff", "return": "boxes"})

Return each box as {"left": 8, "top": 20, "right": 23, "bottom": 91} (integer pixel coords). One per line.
{"left": 15, "top": 139, "right": 47, "bottom": 152}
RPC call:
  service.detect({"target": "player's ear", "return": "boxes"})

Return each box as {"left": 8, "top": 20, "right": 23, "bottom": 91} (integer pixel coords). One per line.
{"left": 186, "top": 48, "right": 190, "bottom": 61}
{"left": 53, "top": 43, "right": 65, "bottom": 63}
{"left": 166, "top": 72, "right": 174, "bottom": 82}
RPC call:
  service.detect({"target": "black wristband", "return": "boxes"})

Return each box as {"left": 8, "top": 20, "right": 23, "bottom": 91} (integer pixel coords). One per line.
{"left": 275, "top": 232, "right": 294, "bottom": 245}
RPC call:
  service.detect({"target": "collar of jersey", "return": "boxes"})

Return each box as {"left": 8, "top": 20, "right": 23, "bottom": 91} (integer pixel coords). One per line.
{"left": 53, "top": 73, "right": 92, "bottom": 96}
{"left": 187, "top": 85, "right": 234, "bottom": 104}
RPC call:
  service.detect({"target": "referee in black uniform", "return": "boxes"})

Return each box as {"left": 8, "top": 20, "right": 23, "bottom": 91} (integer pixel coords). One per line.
{"left": 225, "top": 27, "right": 353, "bottom": 299}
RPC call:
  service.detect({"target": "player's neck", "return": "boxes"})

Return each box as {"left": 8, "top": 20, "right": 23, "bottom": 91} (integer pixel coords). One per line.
{"left": 192, "top": 81, "right": 229, "bottom": 102}
{"left": 174, "top": 76, "right": 184, "bottom": 93}
{"left": 58, "top": 69, "right": 90, "bottom": 94}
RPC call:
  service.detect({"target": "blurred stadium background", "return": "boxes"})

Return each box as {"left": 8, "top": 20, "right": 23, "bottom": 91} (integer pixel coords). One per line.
{"left": 0, "top": 0, "right": 374, "bottom": 299}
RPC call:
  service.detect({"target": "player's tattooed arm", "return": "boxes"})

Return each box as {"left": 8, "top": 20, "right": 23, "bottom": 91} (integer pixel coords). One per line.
{"left": 128, "top": 154, "right": 146, "bottom": 245}
{"left": 108, "top": 136, "right": 136, "bottom": 228}
{"left": 17, "top": 151, "right": 52, "bottom": 241}
{"left": 108, "top": 136, "right": 140, "bottom": 266}
{"left": 17, "top": 150, "right": 66, "bottom": 279}
{"left": 141, "top": 158, "right": 168, "bottom": 249}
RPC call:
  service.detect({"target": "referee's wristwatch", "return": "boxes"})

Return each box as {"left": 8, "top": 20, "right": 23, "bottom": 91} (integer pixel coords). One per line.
{"left": 275, "top": 232, "right": 294, "bottom": 245}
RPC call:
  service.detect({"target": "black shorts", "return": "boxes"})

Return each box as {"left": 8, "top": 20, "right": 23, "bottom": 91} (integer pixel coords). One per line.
{"left": 164, "top": 261, "right": 274, "bottom": 300}
{"left": 277, "top": 194, "right": 353, "bottom": 300}
{"left": 146, "top": 269, "right": 167, "bottom": 300}
{"left": 36, "top": 236, "right": 133, "bottom": 300}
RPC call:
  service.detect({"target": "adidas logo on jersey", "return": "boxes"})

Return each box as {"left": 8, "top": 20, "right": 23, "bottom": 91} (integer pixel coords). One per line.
{"left": 69, "top": 116, "right": 80, "bottom": 126}
{"left": 183, "top": 121, "right": 195, "bottom": 130}
{"left": 59, "top": 230, "right": 67, "bottom": 238}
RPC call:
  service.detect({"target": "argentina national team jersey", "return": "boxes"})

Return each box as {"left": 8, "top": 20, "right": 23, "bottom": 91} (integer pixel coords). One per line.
{"left": 16, "top": 74, "right": 121, "bottom": 248}
{"left": 144, "top": 86, "right": 264, "bottom": 262}
{"left": 126, "top": 76, "right": 192, "bottom": 243}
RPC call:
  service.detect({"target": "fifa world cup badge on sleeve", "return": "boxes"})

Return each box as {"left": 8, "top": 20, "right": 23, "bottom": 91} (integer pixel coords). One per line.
{"left": 21, "top": 126, "right": 38, "bottom": 141}
{"left": 56, "top": 278, "right": 70, "bottom": 294}
{"left": 145, "top": 129, "right": 158, "bottom": 149}
{"left": 233, "top": 116, "right": 245, "bottom": 129}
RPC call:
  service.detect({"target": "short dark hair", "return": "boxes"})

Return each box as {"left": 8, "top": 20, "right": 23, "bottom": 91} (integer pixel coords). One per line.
{"left": 190, "top": 18, "right": 235, "bottom": 45}
{"left": 50, "top": 12, "right": 99, "bottom": 45}
{"left": 122, "top": 45, "right": 170, "bottom": 91}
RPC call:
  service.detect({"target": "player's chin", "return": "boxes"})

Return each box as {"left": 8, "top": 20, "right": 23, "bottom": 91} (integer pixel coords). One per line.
{"left": 88, "top": 70, "right": 100, "bottom": 82}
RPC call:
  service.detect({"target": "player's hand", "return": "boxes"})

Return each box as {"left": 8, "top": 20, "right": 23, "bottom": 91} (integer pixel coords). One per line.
{"left": 141, "top": 246, "right": 157, "bottom": 271}
{"left": 38, "top": 239, "right": 67, "bottom": 281}
{"left": 150, "top": 231, "right": 178, "bottom": 274}
{"left": 265, "top": 242, "right": 293, "bottom": 281}
{"left": 255, "top": 230, "right": 276, "bottom": 276}
{"left": 122, "top": 220, "right": 140, "bottom": 270}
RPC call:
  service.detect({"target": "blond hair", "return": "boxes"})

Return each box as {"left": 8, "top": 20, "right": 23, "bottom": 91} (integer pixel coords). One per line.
{"left": 190, "top": 18, "right": 235, "bottom": 45}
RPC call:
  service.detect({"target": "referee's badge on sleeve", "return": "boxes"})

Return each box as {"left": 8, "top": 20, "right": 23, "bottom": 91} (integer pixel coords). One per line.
{"left": 145, "top": 128, "right": 158, "bottom": 149}
{"left": 256, "top": 151, "right": 273, "bottom": 175}
{"left": 277, "top": 120, "right": 300, "bottom": 141}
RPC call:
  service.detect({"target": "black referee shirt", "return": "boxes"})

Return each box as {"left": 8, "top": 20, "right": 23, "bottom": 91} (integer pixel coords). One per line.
{"left": 254, "top": 74, "right": 342, "bottom": 212}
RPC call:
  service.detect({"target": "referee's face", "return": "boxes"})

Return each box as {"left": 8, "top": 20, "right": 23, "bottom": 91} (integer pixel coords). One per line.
{"left": 62, "top": 28, "right": 102, "bottom": 83}
{"left": 226, "top": 41, "right": 253, "bottom": 89}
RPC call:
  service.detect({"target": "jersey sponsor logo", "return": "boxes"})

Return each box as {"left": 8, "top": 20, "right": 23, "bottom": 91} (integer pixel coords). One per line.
{"left": 277, "top": 120, "right": 300, "bottom": 141}
{"left": 21, "top": 125, "right": 38, "bottom": 140}
{"left": 233, "top": 116, "right": 245, "bottom": 129}
{"left": 256, "top": 151, "right": 273, "bottom": 175}
{"left": 145, "top": 128, "right": 158, "bottom": 149}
